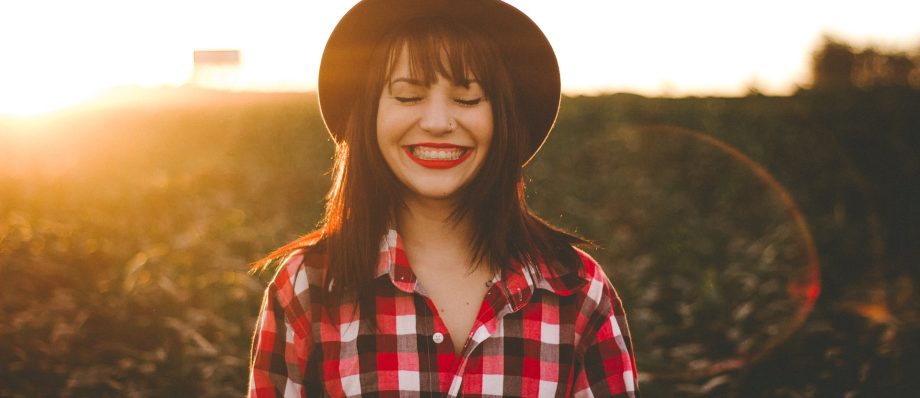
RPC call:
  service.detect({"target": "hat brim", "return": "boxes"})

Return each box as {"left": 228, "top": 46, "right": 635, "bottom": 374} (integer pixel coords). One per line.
{"left": 318, "top": 0, "right": 560, "bottom": 165}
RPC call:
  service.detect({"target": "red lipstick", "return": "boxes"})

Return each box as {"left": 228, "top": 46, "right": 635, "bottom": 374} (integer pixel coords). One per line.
{"left": 404, "top": 143, "right": 472, "bottom": 169}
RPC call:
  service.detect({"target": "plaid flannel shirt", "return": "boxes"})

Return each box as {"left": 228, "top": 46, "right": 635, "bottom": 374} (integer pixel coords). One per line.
{"left": 249, "top": 229, "right": 639, "bottom": 397}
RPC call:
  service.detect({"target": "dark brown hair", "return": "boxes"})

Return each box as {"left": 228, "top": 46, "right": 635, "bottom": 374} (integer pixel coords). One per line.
{"left": 256, "top": 18, "right": 586, "bottom": 307}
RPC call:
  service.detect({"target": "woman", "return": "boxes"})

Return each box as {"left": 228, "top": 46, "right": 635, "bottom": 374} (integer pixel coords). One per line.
{"left": 249, "top": 0, "right": 639, "bottom": 396}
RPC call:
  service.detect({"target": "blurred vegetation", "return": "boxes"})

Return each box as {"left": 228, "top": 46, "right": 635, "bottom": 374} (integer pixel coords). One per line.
{"left": 0, "top": 90, "right": 331, "bottom": 397}
{"left": 812, "top": 35, "right": 920, "bottom": 90}
{"left": 1, "top": 82, "right": 918, "bottom": 397}
{"left": 531, "top": 88, "right": 920, "bottom": 396}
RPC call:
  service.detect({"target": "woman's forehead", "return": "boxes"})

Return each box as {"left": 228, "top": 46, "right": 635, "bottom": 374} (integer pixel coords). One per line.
{"left": 385, "top": 42, "right": 480, "bottom": 86}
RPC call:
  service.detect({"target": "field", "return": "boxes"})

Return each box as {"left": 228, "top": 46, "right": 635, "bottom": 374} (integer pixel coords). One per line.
{"left": 1, "top": 87, "right": 918, "bottom": 396}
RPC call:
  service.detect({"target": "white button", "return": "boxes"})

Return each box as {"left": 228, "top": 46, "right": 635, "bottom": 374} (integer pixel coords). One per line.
{"left": 432, "top": 332, "right": 445, "bottom": 344}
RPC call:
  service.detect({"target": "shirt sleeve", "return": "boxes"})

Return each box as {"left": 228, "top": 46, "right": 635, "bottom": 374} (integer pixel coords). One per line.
{"left": 248, "top": 252, "right": 313, "bottom": 398}
{"left": 572, "top": 273, "right": 640, "bottom": 398}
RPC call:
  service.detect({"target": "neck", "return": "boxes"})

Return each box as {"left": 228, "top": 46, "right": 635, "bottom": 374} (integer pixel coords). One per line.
{"left": 397, "top": 196, "right": 478, "bottom": 272}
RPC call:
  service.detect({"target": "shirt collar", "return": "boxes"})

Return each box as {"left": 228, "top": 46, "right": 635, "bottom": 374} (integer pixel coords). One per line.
{"left": 375, "top": 229, "right": 417, "bottom": 293}
{"left": 376, "top": 229, "right": 587, "bottom": 300}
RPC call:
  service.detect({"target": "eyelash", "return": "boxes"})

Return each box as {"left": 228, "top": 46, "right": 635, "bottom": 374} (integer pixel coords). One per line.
{"left": 394, "top": 96, "right": 483, "bottom": 106}
{"left": 394, "top": 96, "right": 422, "bottom": 104}
{"left": 455, "top": 98, "right": 482, "bottom": 106}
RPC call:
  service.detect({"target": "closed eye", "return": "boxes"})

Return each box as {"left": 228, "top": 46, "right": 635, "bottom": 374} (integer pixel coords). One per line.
{"left": 455, "top": 97, "right": 483, "bottom": 106}
{"left": 394, "top": 96, "right": 422, "bottom": 104}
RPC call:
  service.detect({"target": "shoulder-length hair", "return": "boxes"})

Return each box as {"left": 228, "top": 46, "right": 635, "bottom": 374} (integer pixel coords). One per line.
{"left": 257, "top": 17, "right": 586, "bottom": 306}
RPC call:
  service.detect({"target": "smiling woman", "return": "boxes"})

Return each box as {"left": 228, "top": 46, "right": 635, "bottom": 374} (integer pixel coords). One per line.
{"left": 247, "top": 1, "right": 639, "bottom": 397}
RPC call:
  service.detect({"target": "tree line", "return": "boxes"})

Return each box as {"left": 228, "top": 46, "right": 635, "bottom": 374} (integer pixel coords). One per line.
{"left": 811, "top": 35, "right": 920, "bottom": 90}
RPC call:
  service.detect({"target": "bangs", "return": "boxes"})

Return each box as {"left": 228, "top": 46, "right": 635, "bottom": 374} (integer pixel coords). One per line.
{"left": 382, "top": 18, "right": 494, "bottom": 90}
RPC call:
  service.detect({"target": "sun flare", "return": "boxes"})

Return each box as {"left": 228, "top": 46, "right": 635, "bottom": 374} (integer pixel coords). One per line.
{"left": 0, "top": 86, "right": 103, "bottom": 117}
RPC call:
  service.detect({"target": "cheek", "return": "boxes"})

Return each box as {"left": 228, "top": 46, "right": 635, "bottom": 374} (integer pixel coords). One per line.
{"left": 375, "top": 104, "right": 387, "bottom": 142}
{"left": 375, "top": 119, "right": 385, "bottom": 148}
{"left": 376, "top": 109, "right": 396, "bottom": 150}
{"left": 477, "top": 108, "right": 495, "bottom": 148}
{"left": 376, "top": 106, "right": 408, "bottom": 144}
{"left": 375, "top": 114, "right": 406, "bottom": 174}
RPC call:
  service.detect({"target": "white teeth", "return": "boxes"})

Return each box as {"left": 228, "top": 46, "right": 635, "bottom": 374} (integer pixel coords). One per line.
{"left": 411, "top": 146, "right": 465, "bottom": 161}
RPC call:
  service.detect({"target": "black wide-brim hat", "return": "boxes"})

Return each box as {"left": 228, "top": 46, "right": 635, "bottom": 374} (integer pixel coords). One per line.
{"left": 318, "top": 0, "right": 560, "bottom": 165}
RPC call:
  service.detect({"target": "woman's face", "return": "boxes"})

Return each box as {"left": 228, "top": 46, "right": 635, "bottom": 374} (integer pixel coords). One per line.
{"left": 376, "top": 47, "right": 493, "bottom": 203}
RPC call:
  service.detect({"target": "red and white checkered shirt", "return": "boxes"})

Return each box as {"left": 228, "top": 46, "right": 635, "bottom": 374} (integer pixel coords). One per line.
{"left": 249, "top": 229, "right": 639, "bottom": 397}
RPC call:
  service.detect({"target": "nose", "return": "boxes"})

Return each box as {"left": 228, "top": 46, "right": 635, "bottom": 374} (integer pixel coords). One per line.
{"left": 418, "top": 96, "right": 453, "bottom": 135}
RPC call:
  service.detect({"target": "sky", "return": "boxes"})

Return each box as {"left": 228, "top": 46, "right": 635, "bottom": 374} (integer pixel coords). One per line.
{"left": 1, "top": 0, "right": 919, "bottom": 115}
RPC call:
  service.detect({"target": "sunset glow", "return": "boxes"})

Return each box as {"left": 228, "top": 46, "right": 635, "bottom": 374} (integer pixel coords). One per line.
{"left": 1, "top": 0, "right": 919, "bottom": 116}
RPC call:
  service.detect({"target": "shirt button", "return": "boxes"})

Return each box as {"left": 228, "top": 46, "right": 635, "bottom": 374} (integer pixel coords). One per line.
{"left": 432, "top": 332, "right": 445, "bottom": 344}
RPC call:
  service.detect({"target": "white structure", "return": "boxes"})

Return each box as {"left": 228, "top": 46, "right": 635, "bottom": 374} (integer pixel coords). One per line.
{"left": 190, "top": 50, "right": 241, "bottom": 89}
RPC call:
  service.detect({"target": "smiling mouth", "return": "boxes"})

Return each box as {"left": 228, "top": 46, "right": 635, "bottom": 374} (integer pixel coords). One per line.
{"left": 410, "top": 145, "right": 467, "bottom": 160}
{"left": 404, "top": 144, "right": 473, "bottom": 169}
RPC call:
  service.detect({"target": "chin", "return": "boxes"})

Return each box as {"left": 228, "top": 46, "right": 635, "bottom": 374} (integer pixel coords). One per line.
{"left": 418, "top": 191, "right": 458, "bottom": 201}
{"left": 406, "top": 186, "right": 462, "bottom": 201}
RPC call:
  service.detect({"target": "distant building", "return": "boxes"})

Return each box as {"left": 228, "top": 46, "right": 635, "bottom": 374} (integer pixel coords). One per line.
{"left": 190, "top": 50, "right": 241, "bottom": 90}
